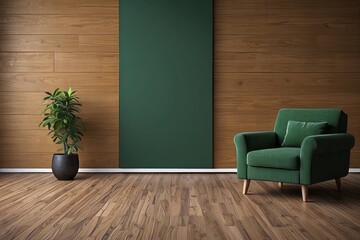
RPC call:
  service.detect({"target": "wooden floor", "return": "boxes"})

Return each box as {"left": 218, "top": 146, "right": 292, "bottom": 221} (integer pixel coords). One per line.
{"left": 1, "top": 173, "right": 360, "bottom": 240}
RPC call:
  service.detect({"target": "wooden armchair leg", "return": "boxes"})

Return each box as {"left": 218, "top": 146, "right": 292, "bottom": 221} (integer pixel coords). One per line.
{"left": 335, "top": 178, "right": 342, "bottom": 191}
{"left": 301, "top": 185, "right": 308, "bottom": 202}
{"left": 243, "top": 179, "right": 251, "bottom": 195}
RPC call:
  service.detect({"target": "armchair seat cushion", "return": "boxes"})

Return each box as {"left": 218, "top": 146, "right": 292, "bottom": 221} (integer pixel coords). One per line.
{"left": 247, "top": 147, "right": 300, "bottom": 170}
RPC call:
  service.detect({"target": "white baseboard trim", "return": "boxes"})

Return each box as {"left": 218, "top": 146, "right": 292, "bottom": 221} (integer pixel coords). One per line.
{"left": 0, "top": 168, "right": 237, "bottom": 173}
{"left": 0, "top": 168, "right": 359, "bottom": 173}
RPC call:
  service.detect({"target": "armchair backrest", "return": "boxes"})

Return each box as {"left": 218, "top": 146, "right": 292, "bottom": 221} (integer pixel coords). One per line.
{"left": 274, "top": 108, "right": 348, "bottom": 143}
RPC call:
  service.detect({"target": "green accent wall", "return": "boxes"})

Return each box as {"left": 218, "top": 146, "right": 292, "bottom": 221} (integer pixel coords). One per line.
{"left": 120, "top": 0, "right": 213, "bottom": 168}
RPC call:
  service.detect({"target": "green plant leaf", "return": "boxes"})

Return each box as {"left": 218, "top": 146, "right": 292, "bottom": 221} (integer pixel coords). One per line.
{"left": 53, "top": 88, "right": 59, "bottom": 95}
{"left": 40, "top": 87, "right": 86, "bottom": 154}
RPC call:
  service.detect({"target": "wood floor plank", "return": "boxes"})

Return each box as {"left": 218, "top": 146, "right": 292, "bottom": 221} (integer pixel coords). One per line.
{"left": 0, "top": 173, "right": 359, "bottom": 239}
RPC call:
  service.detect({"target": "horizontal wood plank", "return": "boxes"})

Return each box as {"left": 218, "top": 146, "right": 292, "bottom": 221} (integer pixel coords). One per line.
{"left": 215, "top": 34, "right": 360, "bottom": 53}
{"left": 0, "top": 73, "right": 118, "bottom": 92}
{"left": 215, "top": 0, "right": 360, "bottom": 10}
{"left": 0, "top": 35, "right": 79, "bottom": 52}
{"left": 214, "top": 73, "right": 360, "bottom": 94}
{"left": 0, "top": 114, "right": 118, "bottom": 130}
{"left": 55, "top": 52, "right": 119, "bottom": 72}
{"left": 0, "top": 15, "right": 118, "bottom": 34}
{"left": 0, "top": 130, "right": 118, "bottom": 153}
{"left": 215, "top": 52, "right": 360, "bottom": 73}
{"left": 0, "top": 53, "right": 53, "bottom": 72}
{"left": 214, "top": 7, "right": 360, "bottom": 35}
{"left": 0, "top": 92, "right": 119, "bottom": 115}
{"left": 79, "top": 35, "right": 119, "bottom": 52}
{"left": 214, "top": 94, "right": 360, "bottom": 115}
{"left": 0, "top": 0, "right": 118, "bottom": 15}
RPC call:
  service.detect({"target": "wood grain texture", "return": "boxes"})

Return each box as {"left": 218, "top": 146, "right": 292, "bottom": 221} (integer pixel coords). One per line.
{"left": 0, "top": 0, "right": 118, "bottom": 15}
{"left": 0, "top": 15, "right": 118, "bottom": 34}
{"left": 215, "top": 5, "right": 360, "bottom": 35}
{"left": 215, "top": 52, "right": 360, "bottom": 73}
{"left": 0, "top": 0, "right": 119, "bottom": 168}
{"left": 79, "top": 35, "right": 119, "bottom": 52}
{"left": 0, "top": 92, "right": 118, "bottom": 115}
{"left": 0, "top": 114, "right": 119, "bottom": 130}
{"left": 215, "top": 35, "right": 360, "bottom": 53}
{"left": 0, "top": 53, "right": 53, "bottom": 72}
{"left": 1, "top": 0, "right": 359, "bottom": 168}
{"left": 214, "top": 0, "right": 360, "bottom": 168}
{"left": 55, "top": 52, "right": 119, "bottom": 72}
{"left": 215, "top": 0, "right": 360, "bottom": 10}
{"left": 0, "top": 73, "right": 118, "bottom": 92}
{"left": 1, "top": 173, "right": 360, "bottom": 239}
{"left": 0, "top": 129, "right": 118, "bottom": 153}
{"left": 0, "top": 35, "right": 79, "bottom": 52}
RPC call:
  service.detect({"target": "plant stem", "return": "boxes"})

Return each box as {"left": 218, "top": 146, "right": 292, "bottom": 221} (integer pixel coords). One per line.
{"left": 63, "top": 138, "right": 68, "bottom": 155}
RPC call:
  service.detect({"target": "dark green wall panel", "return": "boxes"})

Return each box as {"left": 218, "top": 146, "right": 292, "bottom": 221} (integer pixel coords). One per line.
{"left": 120, "top": 0, "right": 213, "bottom": 168}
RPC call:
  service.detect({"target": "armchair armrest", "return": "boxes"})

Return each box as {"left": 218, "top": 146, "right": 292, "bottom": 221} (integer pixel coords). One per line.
{"left": 300, "top": 133, "right": 355, "bottom": 184}
{"left": 234, "top": 131, "right": 278, "bottom": 178}
{"left": 301, "top": 133, "right": 355, "bottom": 154}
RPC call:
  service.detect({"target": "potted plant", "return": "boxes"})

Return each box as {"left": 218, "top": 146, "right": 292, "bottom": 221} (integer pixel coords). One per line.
{"left": 40, "top": 87, "right": 85, "bottom": 180}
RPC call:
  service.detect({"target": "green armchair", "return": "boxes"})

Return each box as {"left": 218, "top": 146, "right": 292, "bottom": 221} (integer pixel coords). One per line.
{"left": 234, "top": 108, "right": 355, "bottom": 201}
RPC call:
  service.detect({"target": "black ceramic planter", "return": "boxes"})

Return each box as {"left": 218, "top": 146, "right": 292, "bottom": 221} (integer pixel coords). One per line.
{"left": 52, "top": 154, "right": 79, "bottom": 180}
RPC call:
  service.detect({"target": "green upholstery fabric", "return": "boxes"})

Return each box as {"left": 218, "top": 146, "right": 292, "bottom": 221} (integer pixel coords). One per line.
{"left": 234, "top": 132, "right": 278, "bottom": 179}
{"left": 300, "top": 133, "right": 355, "bottom": 184}
{"left": 282, "top": 121, "right": 328, "bottom": 147}
{"left": 274, "top": 108, "right": 347, "bottom": 143}
{"left": 247, "top": 147, "right": 300, "bottom": 170}
{"left": 247, "top": 166, "right": 299, "bottom": 184}
{"left": 234, "top": 108, "right": 355, "bottom": 188}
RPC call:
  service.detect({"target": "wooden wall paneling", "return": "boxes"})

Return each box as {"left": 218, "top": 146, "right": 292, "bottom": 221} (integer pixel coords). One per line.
{"left": 215, "top": 35, "right": 360, "bottom": 53}
{"left": 215, "top": 94, "right": 360, "bottom": 110}
{"left": 215, "top": 3, "right": 360, "bottom": 15}
{"left": 215, "top": 52, "right": 360, "bottom": 73}
{"left": 0, "top": 0, "right": 119, "bottom": 15}
{"left": 0, "top": 92, "right": 118, "bottom": 115}
{"left": 0, "top": 130, "right": 118, "bottom": 153}
{"left": 215, "top": 7, "right": 360, "bottom": 35}
{"left": 0, "top": 114, "right": 119, "bottom": 131}
{"left": 1, "top": 0, "right": 359, "bottom": 168}
{"left": 214, "top": 0, "right": 360, "bottom": 168}
{"left": 0, "top": 53, "right": 54, "bottom": 72}
{"left": 215, "top": 0, "right": 360, "bottom": 10}
{"left": 0, "top": 73, "right": 119, "bottom": 92}
{"left": 54, "top": 53, "right": 119, "bottom": 72}
{"left": 79, "top": 35, "right": 119, "bottom": 52}
{"left": 0, "top": 35, "right": 79, "bottom": 52}
{"left": 0, "top": 15, "right": 118, "bottom": 34}
{"left": 214, "top": 73, "right": 360, "bottom": 93}
{"left": 0, "top": 0, "right": 119, "bottom": 168}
